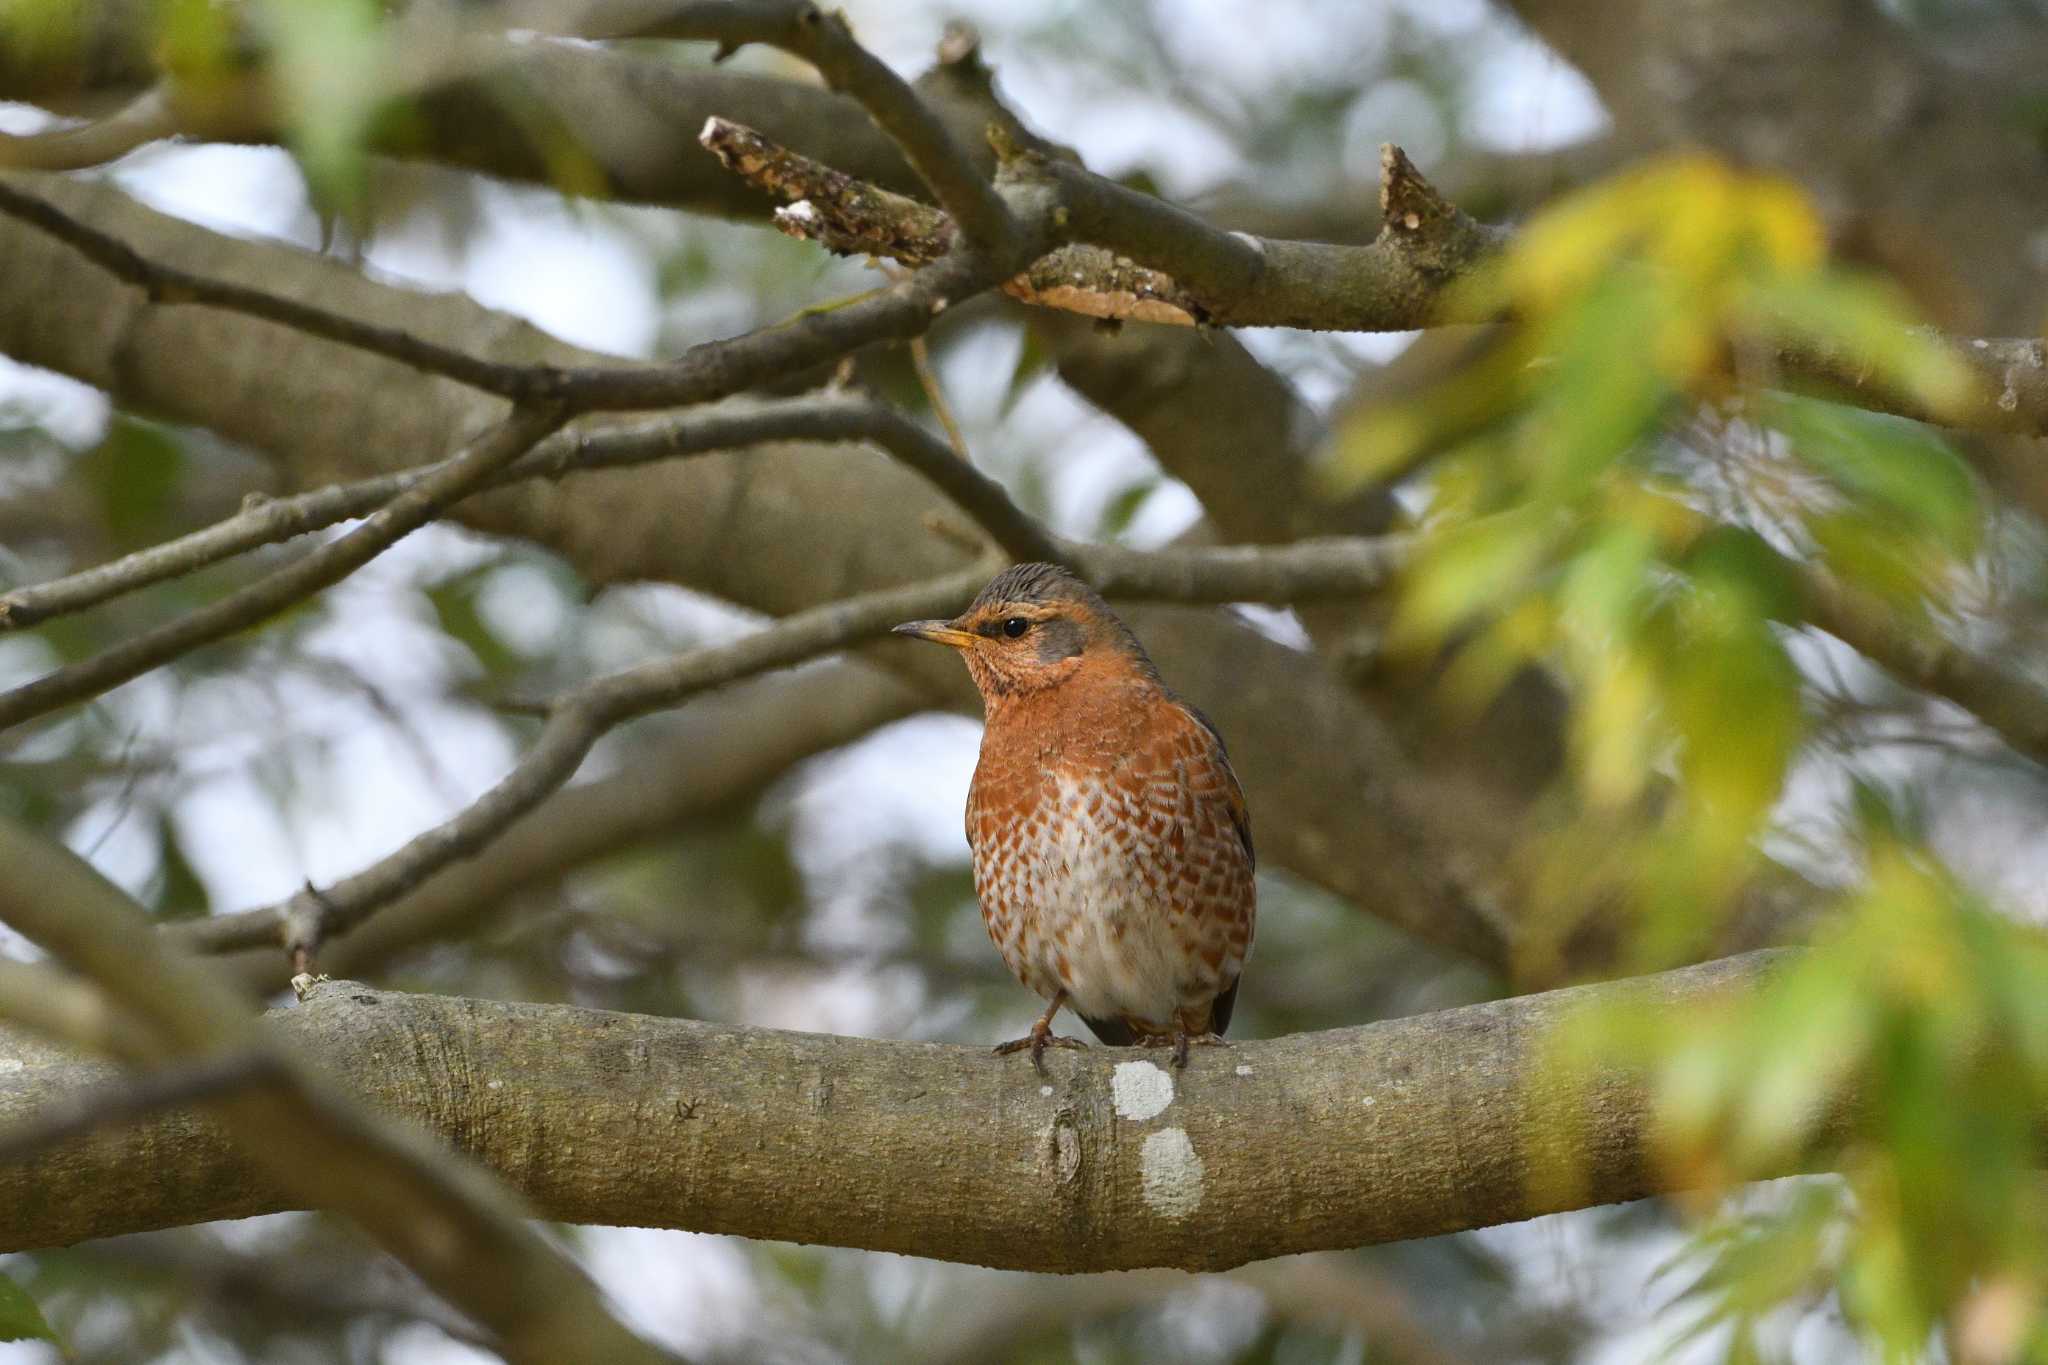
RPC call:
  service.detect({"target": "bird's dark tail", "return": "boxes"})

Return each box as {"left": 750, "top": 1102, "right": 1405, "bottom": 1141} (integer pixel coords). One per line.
{"left": 1079, "top": 1013, "right": 1140, "bottom": 1046}
{"left": 1081, "top": 980, "right": 1240, "bottom": 1046}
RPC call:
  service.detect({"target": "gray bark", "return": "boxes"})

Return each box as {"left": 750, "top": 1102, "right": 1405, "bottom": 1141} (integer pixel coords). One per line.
{"left": 0, "top": 956, "right": 1796, "bottom": 1271}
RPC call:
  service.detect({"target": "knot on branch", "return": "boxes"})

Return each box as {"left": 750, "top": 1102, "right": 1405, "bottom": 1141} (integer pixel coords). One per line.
{"left": 1377, "top": 143, "right": 1499, "bottom": 281}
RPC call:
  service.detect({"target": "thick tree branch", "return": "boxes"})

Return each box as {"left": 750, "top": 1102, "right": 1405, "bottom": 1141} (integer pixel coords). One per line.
{"left": 0, "top": 821, "right": 678, "bottom": 1363}
{"left": 0, "top": 953, "right": 1803, "bottom": 1270}
{"left": 705, "top": 116, "right": 1506, "bottom": 333}
{"left": 0, "top": 404, "right": 570, "bottom": 732}
{"left": 701, "top": 115, "right": 1205, "bottom": 325}
{"left": 0, "top": 1048, "right": 278, "bottom": 1166}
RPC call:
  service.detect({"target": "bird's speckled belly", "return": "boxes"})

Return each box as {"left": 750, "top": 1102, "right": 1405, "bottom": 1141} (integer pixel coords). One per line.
{"left": 973, "top": 769, "right": 1211, "bottom": 1030}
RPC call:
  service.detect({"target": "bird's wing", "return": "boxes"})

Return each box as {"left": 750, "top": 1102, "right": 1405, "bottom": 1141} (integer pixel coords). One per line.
{"left": 1146, "top": 698, "right": 1257, "bottom": 1037}
{"left": 1170, "top": 700, "right": 1254, "bottom": 869}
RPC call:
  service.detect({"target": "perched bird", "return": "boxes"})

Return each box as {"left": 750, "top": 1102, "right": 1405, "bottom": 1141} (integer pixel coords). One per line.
{"left": 894, "top": 563, "right": 1255, "bottom": 1068}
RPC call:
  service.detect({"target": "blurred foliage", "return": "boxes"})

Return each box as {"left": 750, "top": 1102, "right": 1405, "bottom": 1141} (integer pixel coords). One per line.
{"left": 1544, "top": 827, "right": 2048, "bottom": 1361}
{"left": 1335, "top": 156, "right": 1987, "bottom": 970}
{"left": 0, "top": 1268, "right": 59, "bottom": 1349}
{"left": 1349, "top": 155, "right": 2048, "bottom": 1363}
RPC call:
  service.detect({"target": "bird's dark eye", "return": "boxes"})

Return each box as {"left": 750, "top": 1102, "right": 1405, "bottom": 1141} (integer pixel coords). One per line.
{"left": 1002, "top": 617, "right": 1029, "bottom": 638}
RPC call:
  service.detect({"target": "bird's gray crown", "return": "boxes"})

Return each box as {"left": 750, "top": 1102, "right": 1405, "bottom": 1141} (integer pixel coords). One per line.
{"left": 970, "top": 562, "right": 1103, "bottom": 614}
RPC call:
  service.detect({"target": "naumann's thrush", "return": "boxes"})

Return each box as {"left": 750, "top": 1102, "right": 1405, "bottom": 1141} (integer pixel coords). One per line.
{"left": 895, "top": 563, "right": 1255, "bottom": 1068}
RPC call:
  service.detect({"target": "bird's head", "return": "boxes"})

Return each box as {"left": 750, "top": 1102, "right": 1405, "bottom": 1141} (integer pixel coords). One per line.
{"left": 892, "top": 563, "right": 1158, "bottom": 701}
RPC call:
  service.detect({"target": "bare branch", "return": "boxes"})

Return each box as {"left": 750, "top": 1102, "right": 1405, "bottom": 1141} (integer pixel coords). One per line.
{"left": 0, "top": 1048, "right": 279, "bottom": 1166}
{"left": 0, "top": 176, "right": 1036, "bottom": 412}
{"left": 1800, "top": 570, "right": 2048, "bottom": 766}
{"left": 0, "top": 958, "right": 157, "bottom": 1060}
{"left": 0, "top": 396, "right": 1062, "bottom": 631}
{"left": 0, "top": 178, "right": 557, "bottom": 399}
{"left": 698, "top": 117, "right": 2048, "bottom": 438}
{"left": 1076, "top": 537, "right": 1410, "bottom": 604}
{"left": 0, "top": 405, "right": 569, "bottom": 732}
{"left": 701, "top": 115, "right": 1204, "bottom": 325}
{"left": 699, "top": 116, "right": 1494, "bottom": 331}
{"left": 171, "top": 565, "right": 1000, "bottom": 958}
{"left": 0, "top": 954, "right": 1809, "bottom": 1271}
{"left": 0, "top": 820, "right": 679, "bottom": 1363}
{"left": 0, "top": 84, "right": 176, "bottom": 169}
{"left": 220, "top": 662, "right": 925, "bottom": 993}
{"left": 583, "top": 0, "right": 1018, "bottom": 252}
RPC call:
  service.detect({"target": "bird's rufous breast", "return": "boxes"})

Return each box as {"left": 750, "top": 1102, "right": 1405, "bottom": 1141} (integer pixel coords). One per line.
{"left": 966, "top": 669, "right": 1254, "bottom": 1038}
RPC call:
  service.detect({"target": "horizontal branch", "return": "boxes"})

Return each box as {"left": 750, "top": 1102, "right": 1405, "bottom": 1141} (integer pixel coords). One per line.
{"left": 706, "top": 116, "right": 1501, "bottom": 332}
{"left": 0, "top": 175, "right": 1038, "bottom": 413}
{"left": 0, "top": 1047, "right": 277, "bottom": 1166}
{"left": 0, "top": 84, "right": 176, "bottom": 169}
{"left": 0, "top": 954, "right": 1800, "bottom": 1270}
{"left": 700, "top": 117, "right": 2048, "bottom": 438}
{"left": 0, "top": 395, "right": 1062, "bottom": 631}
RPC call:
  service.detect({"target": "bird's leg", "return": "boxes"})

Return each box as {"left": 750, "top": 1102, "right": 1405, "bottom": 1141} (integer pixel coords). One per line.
{"left": 1146, "top": 1031, "right": 1227, "bottom": 1069}
{"left": 992, "top": 991, "right": 1088, "bottom": 1074}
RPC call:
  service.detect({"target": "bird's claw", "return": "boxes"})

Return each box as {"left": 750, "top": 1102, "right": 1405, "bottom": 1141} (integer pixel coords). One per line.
{"left": 994, "top": 1026, "right": 1088, "bottom": 1075}
{"left": 1137, "top": 1031, "right": 1228, "bottom": 1068}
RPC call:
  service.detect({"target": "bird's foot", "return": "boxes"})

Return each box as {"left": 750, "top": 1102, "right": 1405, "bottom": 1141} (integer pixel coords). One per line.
{"left": 994, "top": 1023, "right": 1088, "bottom": 1075}
{"left": 1138, "top": 1031, "right": 1228, "bottom": 1069}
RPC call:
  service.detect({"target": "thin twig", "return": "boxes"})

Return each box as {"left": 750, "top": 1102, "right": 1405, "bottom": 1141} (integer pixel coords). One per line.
{"left": 0, "top": 182, "right": 1035, "bottom": 413}
{"left": 0, "top": 405, "right": 570, "bottom": 733}
{"left": 0, "top": 396, "right": 1060, "bottom": 631}
{"left": 170, "top": 565, "right": 1001, "bottom": 958}
{"left": 908, "top": 337, "right": 971, "bottom": 459}
{"left": 0, "top": 85, "right": 178, "bottom": 170}
{"left": 167, "top": 538, "right": 1421, "bottom": 961}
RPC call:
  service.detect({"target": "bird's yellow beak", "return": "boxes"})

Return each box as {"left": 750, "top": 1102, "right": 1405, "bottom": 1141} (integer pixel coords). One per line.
{"left": 892, "top": 619, "right": 979, "bottom": 649}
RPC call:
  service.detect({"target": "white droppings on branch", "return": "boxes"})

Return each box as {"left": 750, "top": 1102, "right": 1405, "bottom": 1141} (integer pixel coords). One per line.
{"left": 1139, "top": 1127, "right": 1205, "bottom": 1219}
{"left": 1111, "top": 1059, "right": 1174, "bottom": 1121}
{"left": 782, "top": 199, "right": 818, "bottom": 224}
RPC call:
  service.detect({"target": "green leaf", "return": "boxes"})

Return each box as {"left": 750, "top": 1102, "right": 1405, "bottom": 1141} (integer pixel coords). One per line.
{"left": 1095, "top": 479, "right": 1158, "bottom": 541}
{"left": 1523, "top": 268, "right": 1678, "bottom": 502}
{"left": 1680, "top": 525, "right": 1801, "bottom": 625}
{"left": 1397, "top": 508, "right": 1557, "bottom": 644}
{"left": 75, "top": 417, "right": 186, "bottom": 549}
{"left": 425, "top": 569, "right": 520, "bottom": 680}
{"left": 1751, "top": 272, "right": 1977, "bottom": 421}
{"left": 151, "top": 812, "right": 212, "bottom": 922}
{"left": 0, "top": 1270, "right": 58, "bottom": 1346}
{"left": 1765, "top": 394, "right": 1981, "bottom": 555}
{"left": 260, "top": 0, "right": 387, "bottom": 214}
